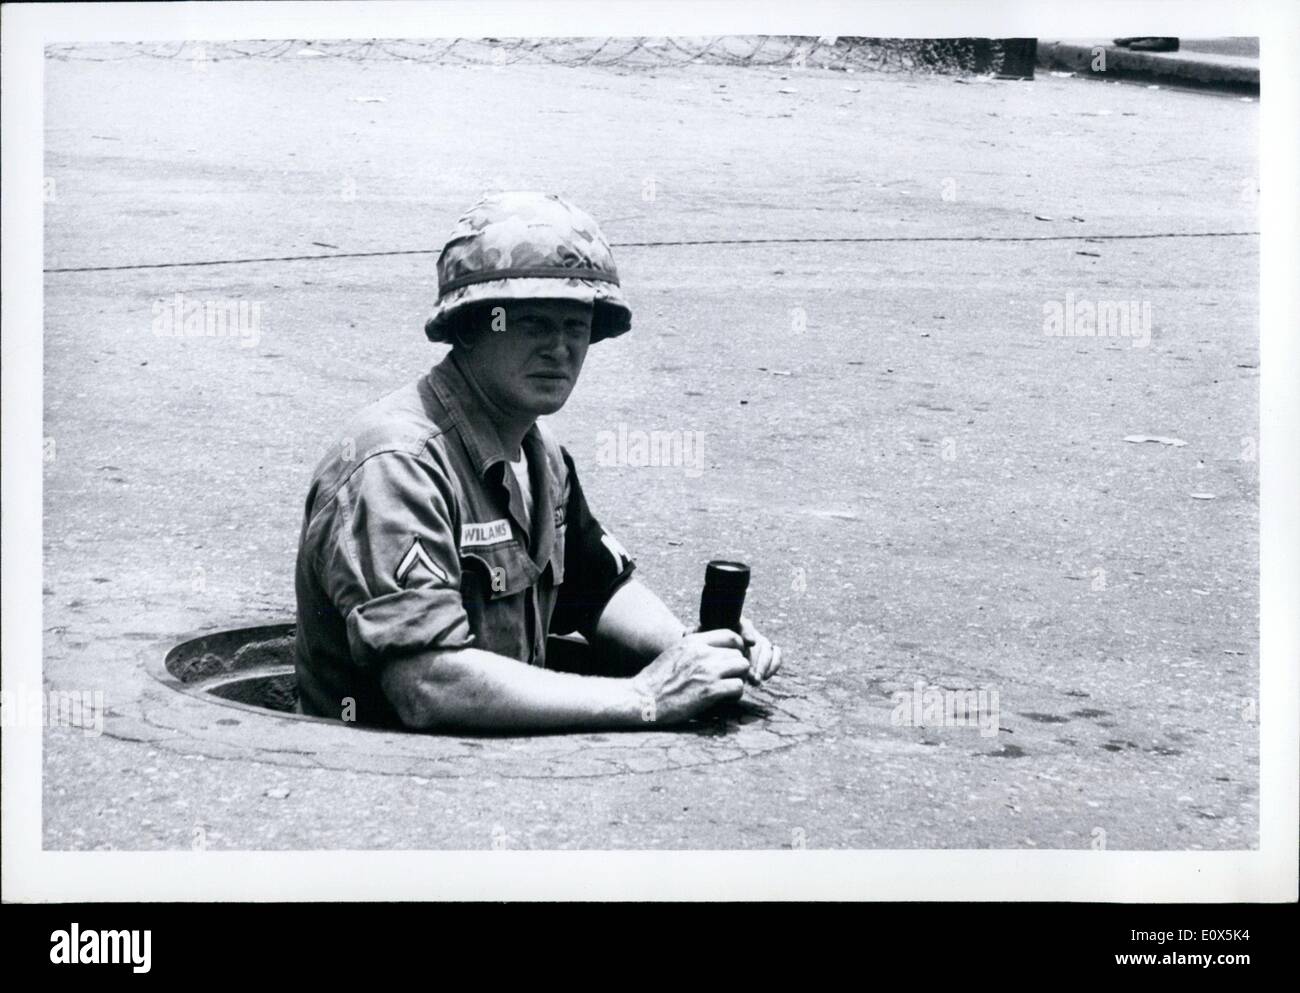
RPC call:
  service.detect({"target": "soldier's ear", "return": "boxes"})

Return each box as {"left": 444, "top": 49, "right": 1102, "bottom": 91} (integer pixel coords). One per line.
{"left": 449, "top": 305, "right": 491, "bottom": 352}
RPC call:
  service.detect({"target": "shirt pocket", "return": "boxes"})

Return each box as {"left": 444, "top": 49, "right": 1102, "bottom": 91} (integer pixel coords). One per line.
{"left": 459, "top": 541, "right": 535, "bottom": 603}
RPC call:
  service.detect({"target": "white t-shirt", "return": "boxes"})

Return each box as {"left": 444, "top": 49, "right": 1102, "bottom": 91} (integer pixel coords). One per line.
{"left": 509, "top": 450, "right": 534, "bottom": 535}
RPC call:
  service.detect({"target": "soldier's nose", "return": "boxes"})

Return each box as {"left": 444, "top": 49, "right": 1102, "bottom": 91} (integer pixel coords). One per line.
{"left": 536, "top": 334, "right": 568, "bottom": 359}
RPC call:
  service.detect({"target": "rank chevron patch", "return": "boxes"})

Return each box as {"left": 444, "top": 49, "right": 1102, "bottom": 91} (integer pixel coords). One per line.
{"left": 395, "top": 538, "right": 450, "bottom": 586}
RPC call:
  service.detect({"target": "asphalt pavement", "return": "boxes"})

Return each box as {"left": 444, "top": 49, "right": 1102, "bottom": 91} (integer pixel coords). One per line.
{"left": 41, "top": 45, "right": 1259, "bottom": 850}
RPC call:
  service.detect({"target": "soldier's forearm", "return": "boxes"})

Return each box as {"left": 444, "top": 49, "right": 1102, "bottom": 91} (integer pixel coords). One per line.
{"left": 379, "top": 646, "right": 644, "bottom": 731}
{"left": 591, "top": 578, "right": 688, "bottom": 669}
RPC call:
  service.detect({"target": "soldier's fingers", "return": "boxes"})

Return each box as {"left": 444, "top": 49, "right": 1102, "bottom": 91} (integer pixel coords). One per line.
{"left": 738, "top": 615, "right": 758, "bottom": 644}
{"left": 707, "top": 651, "right": 751, "bottom": 680}
{"left": 711, "top": 678, "right": 745, "bottom": 702}
{"left": 695, "top": 628, "right": 745, "bottom": 652}
{"left": 763, "top": 644, "right": 783, "bottom": 680}
{"left": 749, "top": 638, "right": 774, "bottom": 680}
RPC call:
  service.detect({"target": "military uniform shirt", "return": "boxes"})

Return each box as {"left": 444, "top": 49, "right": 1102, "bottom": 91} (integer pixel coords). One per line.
{"left": 509, "top": 451, "right": 533, "bottom": 534}
{"left": 293, "top": 351, "right": 636, "bottom": 728}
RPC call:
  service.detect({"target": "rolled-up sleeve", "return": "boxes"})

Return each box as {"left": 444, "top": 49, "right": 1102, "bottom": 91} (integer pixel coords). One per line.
{"left": 549, "top": 448, "right": 636, "bottom": 638}
{"left": 313, "top": 451, "right": 474, "bottom": 668}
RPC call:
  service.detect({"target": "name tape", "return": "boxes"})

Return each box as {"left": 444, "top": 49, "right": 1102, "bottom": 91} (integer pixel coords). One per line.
{"left": 460, "top": 518, "right": 512, "bottom": 548}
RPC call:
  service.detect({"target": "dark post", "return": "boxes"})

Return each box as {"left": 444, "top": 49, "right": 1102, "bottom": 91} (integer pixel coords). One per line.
{"left": 996, "top": 38, "right": 1038, "bottom": 79}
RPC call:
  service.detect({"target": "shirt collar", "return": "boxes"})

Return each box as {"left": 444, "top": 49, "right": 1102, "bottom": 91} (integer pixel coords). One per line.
{"left": 425, "top": 352, "right": 557, "bottom": 563}
{"left": 427, "top": 351, "right": 518, "bottom": 479}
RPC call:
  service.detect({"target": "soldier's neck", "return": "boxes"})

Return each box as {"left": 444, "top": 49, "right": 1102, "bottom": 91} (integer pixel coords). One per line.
{"left": 456, "top": 355, "right": 535, "bottom": 460}
{"left": 488, "top": 415, "right": 533, "bottom": 462}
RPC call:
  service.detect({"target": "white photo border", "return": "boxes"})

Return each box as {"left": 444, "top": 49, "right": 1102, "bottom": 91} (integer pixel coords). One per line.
{"left": 3, "top": 0, "right": 1296, "bottom": 902}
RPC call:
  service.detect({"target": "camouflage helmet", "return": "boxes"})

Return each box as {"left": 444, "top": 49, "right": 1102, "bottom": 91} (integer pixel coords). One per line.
{"left": 424, "top": 191, "right": 632, "bottom": 344}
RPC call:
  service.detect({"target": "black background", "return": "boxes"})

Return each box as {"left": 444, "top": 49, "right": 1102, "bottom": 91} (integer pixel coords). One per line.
{"left": 7, "top": 900, "right": 1292, "bottom": 979}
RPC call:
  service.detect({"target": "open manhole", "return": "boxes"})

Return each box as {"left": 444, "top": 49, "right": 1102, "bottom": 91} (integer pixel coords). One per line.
{"left": 160, "top": 624, "right": 669, "bottom": 724}
{"left": 205, "top": 671, "right": 299, "bottom": 710}
{"left": 159, "top": 623, "right": 306, "bottom": 718}
{"left": 134, "top": 622, "right": 833, "bottom": 778}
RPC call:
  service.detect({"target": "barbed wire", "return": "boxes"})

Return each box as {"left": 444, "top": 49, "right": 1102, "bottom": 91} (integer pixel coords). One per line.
{"left": 45, "top": 37, "right": 1022, "bottom": 75}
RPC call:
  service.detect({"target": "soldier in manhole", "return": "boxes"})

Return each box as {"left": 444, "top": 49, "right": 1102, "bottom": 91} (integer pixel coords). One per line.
{"left": 294, "top": 192, "right": 782, "bottom": 730}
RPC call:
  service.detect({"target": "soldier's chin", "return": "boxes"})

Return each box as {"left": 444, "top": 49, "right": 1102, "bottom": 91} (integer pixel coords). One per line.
{"left": 519, "top": 377, "right": 574, "bottom": 413}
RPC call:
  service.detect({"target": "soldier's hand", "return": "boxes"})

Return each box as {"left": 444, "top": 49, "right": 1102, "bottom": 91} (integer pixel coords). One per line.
{"left": 630, "top": 629, "right": 749, "bottom": 725}
{"left": 685, "top": 617, "right": 783, "bottom": 685}
{"left": 738, "top": 615, "right": 782, "bottom": 683}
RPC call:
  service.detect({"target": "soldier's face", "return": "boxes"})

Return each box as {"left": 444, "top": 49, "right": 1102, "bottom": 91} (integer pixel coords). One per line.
{"left": 465, "top": 299, "right": 593, "bottom": 416}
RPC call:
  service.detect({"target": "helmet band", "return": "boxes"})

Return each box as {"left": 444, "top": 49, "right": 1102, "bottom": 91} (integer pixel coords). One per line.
{"left": 439, "top": 266, "right": 620, "bottom": 298}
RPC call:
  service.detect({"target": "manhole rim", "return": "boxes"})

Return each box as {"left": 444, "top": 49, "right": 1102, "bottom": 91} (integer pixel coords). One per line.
{"left": 143, "top": 619, "right": 830, "bottom": 745}
{"left": 144, "top": 619, "right": 351, "bottom": 729}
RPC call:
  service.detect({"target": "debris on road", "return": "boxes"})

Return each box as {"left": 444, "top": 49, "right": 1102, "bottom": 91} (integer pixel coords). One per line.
{"left": 1123, "top": 435, "right": 1187, "bottom": 447}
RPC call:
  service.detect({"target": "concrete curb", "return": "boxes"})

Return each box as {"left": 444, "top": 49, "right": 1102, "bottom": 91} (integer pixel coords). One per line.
{"left": 1037, "top": 40, "right": 1259, "bottom": 95}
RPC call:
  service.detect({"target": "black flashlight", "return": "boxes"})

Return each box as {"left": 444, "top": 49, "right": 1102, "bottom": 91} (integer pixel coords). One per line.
{"left": 699, "top": 560, "right": 750, "bottom": 637}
